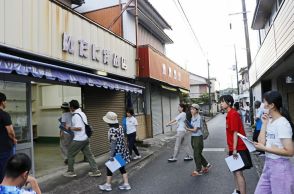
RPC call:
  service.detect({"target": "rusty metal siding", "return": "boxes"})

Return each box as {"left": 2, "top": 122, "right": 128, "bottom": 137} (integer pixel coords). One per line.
{"left": 83, "top": 86, "right": 125, "bottom": 156}
{"left": 83, "top": 5, "right": 123, "bottom": 37}
{"left": 139, "top": 46, "right": 190, "bottom": 90}
{"left": 0, "top": 0, "right": 136, "bottom": 79}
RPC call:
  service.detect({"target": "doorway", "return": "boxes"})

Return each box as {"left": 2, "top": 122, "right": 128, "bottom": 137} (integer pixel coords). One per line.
{"left": 31, "top": 82, "right": 83, "bottom": 177}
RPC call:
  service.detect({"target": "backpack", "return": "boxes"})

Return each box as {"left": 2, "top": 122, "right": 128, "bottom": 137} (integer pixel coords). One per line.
{"left": 74, "top": 113, "right": 94, "bottom": 138}
{"left": 201, "top": 116, "right": 209, "bottom": 140}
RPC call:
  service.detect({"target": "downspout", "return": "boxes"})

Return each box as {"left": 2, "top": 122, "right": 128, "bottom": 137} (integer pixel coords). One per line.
{"left": 135, "top": 0, "right": 140, "bottom": 77}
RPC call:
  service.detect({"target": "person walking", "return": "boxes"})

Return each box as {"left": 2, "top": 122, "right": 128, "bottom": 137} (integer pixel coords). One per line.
{"left": 0, "top": 92, "right": 17, "bottom": 183}
{"left": 253, "top": 101, "right": 265, "bottom": 156}
{"left": 58, "top": 102, "right": 73, "bottom": 165}
{"left": 254, "top": 91, "right": 294, "bottom": 194}
{"left": 220, "top": 95, "right": 253, "bottom": 194}
{"left": 166, "top": 104, "right": 193, "bottom": 162}
{"left": 185, "top": 104, "right": 211, "bottom": 176}
{"left": 63, "top": 100, "right": 101, "bottom": 178}
{"left": 126, "top": 108, "right": 141, "bottom": 160}
{"left": 99, "top": 112, "right": 131, "bottom": 191}
{"left": 0, "top": 153, "right": 41, "bottom": 194}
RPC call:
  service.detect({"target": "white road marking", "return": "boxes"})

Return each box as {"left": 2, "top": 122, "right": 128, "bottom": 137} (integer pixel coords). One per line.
{"left": 203, "top": 148, "right": 225, "bottom": 152}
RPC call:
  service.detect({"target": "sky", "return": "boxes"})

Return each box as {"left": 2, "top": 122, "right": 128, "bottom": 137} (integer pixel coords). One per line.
{"left": 148, "top": 0, "right": 259, "bottom": 90}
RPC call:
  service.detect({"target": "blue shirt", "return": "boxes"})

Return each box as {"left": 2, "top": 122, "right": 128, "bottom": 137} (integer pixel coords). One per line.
{"left": 0, "top": 185, "right": 36, "bottom": 194}
{"left": 191, "top": 114, "right": 203, "bottom": 136}
{"left": 255, "top": 108, "right": 263, "bottom": 131}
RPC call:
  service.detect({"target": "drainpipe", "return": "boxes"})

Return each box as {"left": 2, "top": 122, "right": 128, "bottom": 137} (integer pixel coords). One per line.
{"left": 135, "top": 0, "right": 140, "bottom": 77}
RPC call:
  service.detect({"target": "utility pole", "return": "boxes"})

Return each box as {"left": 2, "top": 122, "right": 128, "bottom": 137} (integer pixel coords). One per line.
{"left": 207, "top": 60, "right": 211, "bottom": 116}
{"left": 241, "top": 0, "right": 253, "bottom": 124}
{"left": 234, "top": 44, "right": 240, "bottom": 95}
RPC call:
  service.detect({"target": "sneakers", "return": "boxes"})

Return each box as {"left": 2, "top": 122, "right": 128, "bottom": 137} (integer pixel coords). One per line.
{"left": 184, "top": 155, "right": 193, "bottom": 161}
{"left": 191, "top": 170, "right": 203, "bottom": 176}
{"left": 99, "top": 183, "right": 112, "bottom": 191}
{"left": 63, "top": 171, "right": 77, "bottom": 177}
{"left": 202, "top": 163, "right": 212, "bottom": 173}
{"left": 133, "top": 155, "right": 142, "bottom": 160}
{"left": 88, "top": 170, "right": 102, "bottom": 177}
{"left": 232, "top": 189, "right": 241, "bottom": 194}
{"left": 118, "top": 183, "right": 131, "bottom": 190}
{"left": 168, "top": 157, "right": 177, "bottom": 162}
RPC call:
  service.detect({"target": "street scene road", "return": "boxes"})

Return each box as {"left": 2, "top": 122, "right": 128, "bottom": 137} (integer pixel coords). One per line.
{"left": 46, "top": 114, "right": 259, "bottom": 194}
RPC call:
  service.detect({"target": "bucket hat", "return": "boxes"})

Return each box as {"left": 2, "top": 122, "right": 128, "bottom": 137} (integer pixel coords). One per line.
{"left": 61, "top": 102, "right": 69, "bottom": 109}
{"left": 103, "top": 112, "right": 118, "bottom": 124}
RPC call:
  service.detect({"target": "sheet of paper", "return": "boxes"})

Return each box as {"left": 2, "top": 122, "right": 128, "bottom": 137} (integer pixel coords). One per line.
{"left": 105, "top": 159, "right": 122, "bottom": 173}
{"left": 105, "top": 154, "right": 126, "bottom": 173}
{"left": 237, "top": 133, "right": 256, "bottom": 152}
{"left": 225, "top": 153, "right": 245, "bottom": 172}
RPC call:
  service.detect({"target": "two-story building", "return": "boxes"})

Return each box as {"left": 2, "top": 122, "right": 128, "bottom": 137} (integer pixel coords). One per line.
{"left": 76, "top": 0, "right": 190, "bottom": 137}
{"left": 189, "top": 73, "right": 219, "bottom": 115}
{"left": 250, "top": 0, "right": 294, "bottom": 117}
{"left": 0, "top": 0, "right": 143, "bottom": 176}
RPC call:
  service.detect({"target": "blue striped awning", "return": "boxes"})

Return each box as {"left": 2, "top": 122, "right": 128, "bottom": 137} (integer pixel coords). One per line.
{"left": 0, "top": 53, "right": 143, "bottom": 94}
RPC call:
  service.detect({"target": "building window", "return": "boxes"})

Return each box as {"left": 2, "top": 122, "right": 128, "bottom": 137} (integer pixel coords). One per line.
{"left": 168, "top": 67, "right": 172, "bottom": 77}
{"left": 162, "top": 64, "right": 166, "bottom": 75}
{"left": 174, "top": 69, "right": 177, "bottom": 79}
{"left": 178, "top": 72, "right": 181, "bottom": 81}
{"left": 129, "top": 93, "right": 144, "bottom": 114}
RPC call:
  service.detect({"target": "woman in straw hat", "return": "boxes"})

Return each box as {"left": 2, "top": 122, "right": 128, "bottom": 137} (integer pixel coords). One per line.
{"left": 99, "top": 112, "right": 131, "bottom": 191}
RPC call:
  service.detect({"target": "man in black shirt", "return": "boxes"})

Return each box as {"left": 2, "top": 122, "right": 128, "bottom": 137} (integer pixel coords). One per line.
{"left": 0, "top": 92, "right": 17, "bottom": 183}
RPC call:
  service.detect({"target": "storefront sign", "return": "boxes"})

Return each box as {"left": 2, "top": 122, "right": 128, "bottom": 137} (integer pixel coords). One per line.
{"left": 62, "top": 32, "right": 127, "bottom": 70}
{"left": 139, "top": 46, "right": 189, "bottom": 90}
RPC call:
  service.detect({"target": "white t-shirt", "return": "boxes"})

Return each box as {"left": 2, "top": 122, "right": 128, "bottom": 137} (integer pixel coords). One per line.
{"left": 126, "top": 116, "right": 138, "bottom": 134}
{"left": 175, "top": 112, "right": 186, "bottom": 132}
{"left": 71, "top": 108, "right": 88, "bottom": 141}
{"left": 266, "top": 117, "right": 293, "bottom": 159}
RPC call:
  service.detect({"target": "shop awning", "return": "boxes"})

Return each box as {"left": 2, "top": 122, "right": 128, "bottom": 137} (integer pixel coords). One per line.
{"left": 0, "top": 53, "right": 143, "bottom": 94}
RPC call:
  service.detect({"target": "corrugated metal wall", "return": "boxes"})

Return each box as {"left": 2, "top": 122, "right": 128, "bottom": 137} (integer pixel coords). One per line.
{"left": 0, "top": 0, "right": 136, "bottom": 79}
{"left": 162, "top": 91, "right": 171, "bottom": 134}
{"left": 250, "top": 0, "right": 294, "bottom": 86}
{"left": 170, "top": 93, "right": 180, "bottom": 132}
{"left": 151, "top": 86, "right": 163, "bottom": 135}
{"left": 83, "top": 86, "right": 125, "bottom": 156}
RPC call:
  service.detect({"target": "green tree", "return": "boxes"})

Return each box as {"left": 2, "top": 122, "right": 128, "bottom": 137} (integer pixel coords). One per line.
{"left": 191, "top": 93, "right": 209, "bottom": 104}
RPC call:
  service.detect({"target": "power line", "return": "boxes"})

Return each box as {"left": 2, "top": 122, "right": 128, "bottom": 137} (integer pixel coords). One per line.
{"left": 174, "top": 0, "right": 206, "bottom": 59}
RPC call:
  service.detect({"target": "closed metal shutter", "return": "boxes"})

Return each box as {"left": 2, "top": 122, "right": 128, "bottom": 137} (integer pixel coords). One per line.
{"left": 151, "top": 86, "right": 163, "bottom": 135}
{"left": 170, "top": 93, "right": 180, "bottom": 132}
{"left": 162, "top": 91, "right": 171, "bottom": 133}
{"left": 83, "top": 87, "right": 125, "bottom": 156}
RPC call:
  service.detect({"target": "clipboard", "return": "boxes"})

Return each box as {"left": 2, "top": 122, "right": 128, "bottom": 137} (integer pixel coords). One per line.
{"left": 185, "top": 119, "right": 193, "bottom": 129}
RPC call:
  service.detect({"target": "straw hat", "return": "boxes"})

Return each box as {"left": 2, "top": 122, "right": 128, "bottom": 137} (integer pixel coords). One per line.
{"left": 103, "top": 112, "right": 118, "bottom": 124}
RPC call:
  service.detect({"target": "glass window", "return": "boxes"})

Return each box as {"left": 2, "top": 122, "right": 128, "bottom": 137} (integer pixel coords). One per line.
{"left": 130, "top": 93, "right": 144, "bottom": 114}
{"left": 0, "top": 81, "right": 30, "bottom": 143}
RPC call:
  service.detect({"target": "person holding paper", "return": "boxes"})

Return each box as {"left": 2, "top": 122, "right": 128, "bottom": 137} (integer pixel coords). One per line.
{"left": 254, "top": 91, "right": 294, "bottom": 194}
{"left": 166, "top": 104, "right": 193, "bottom": 162}
{"left": 99, "top": 112, "right": 131, "bottom": 192}
{"left": 185, "top": 104, "right": 211, "bottom": 176}
{"left": 220, "top": 95, "right": 253, "bottom": 194}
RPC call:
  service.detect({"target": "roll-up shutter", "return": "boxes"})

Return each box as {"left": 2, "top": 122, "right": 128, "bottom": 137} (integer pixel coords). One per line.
{"left": 83, "top": 86, "right": 125, "bottom": 156}
{"left": 170, "top": 93, "right": 180, "bottom": 132}
{"left": 162, "top": 91, "right": 171, "bottom": 134}
{"left": 151, "top": 86, "right": 163, "bottom": 135}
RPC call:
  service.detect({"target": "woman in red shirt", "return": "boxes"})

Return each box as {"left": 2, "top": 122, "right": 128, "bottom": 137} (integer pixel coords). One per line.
{"left": 220, "top": 95, "right": 253, "bottom": 194}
